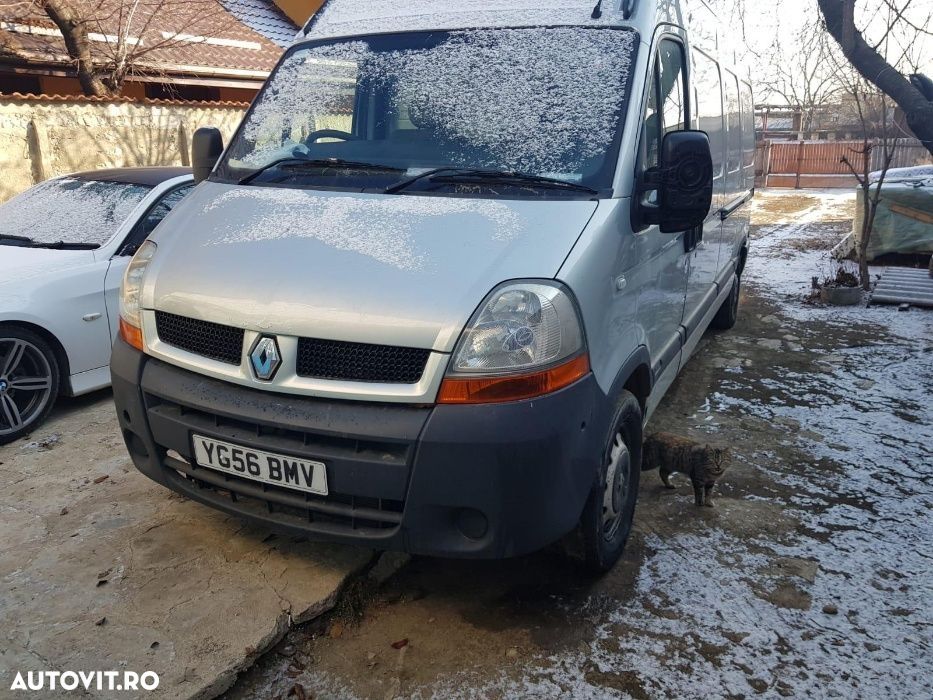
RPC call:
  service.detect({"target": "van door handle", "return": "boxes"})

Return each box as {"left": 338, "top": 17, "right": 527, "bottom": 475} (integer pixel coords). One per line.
{"left": 720, "top": 190, "right": 754, "bottom": 221}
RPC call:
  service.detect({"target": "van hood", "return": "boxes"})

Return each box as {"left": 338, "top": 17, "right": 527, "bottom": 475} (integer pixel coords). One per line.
{"left": 145, "top": 182, "right": 598, "bottom": 352}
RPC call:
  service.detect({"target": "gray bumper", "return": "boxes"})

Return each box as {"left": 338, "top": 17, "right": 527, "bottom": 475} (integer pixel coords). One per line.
{"left": 111, "top": 339, "right": 606, "bottom": 559}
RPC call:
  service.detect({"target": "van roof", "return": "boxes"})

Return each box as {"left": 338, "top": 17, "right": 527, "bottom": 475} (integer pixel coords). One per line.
{"left": 302, "top": 0, "right": 635, "bottom": 41}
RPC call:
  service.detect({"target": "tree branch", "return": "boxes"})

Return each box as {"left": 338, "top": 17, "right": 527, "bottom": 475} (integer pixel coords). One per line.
{"left": 38, "top": 0, "right": 109, "bottom": 96}
{"left": 818, "top": 0, "right": 933, "bottom": 155}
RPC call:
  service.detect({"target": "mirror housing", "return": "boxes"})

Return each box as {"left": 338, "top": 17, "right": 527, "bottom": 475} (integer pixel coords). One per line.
{"left": 641, "top": 130, "right": 714, "bottom": 233}
{"left": 191, "top": 127, "right": 224, "bottom": 184}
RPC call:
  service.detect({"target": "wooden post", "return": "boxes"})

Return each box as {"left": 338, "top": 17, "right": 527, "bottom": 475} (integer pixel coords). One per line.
{"left": 178, "top": 122, "right": 190, "bottom": 167}
{"left": 26, "top": 118, "right": 50, "bottom": 184}
{"left": 764, "top": 140, "right": 772, "bottom": 188}
{"left": 794, "top": 140, "right": 805, "bottom": 189}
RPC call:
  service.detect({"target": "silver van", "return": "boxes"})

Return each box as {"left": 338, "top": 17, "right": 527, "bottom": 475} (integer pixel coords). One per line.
{"left": 112, "top": 0, "right": 755, "bottom": 571}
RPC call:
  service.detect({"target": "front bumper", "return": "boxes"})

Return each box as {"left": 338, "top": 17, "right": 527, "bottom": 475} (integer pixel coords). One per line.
{"left": 111, "top": 339, "right": 605, "bottom": 558}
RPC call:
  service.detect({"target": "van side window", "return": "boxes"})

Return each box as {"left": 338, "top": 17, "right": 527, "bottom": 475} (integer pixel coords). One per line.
{"left": 641, "top": 39, "right": 687, "bottom": 172}
{"left": 740, "top": 81, "right": 756, "bottom": 170}
{"left": 724, "top": 71, "right": 742, "bottom": 174}
{"left": 693, "top": 50, "right": 724, "bottom": 178}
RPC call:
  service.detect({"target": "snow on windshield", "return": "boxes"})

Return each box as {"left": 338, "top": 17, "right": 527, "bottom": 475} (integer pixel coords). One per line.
{"left": 234, "top": 27, "right": 635, "bottom": 180}
{"left": 305, "top": 0, "right": 624, "bottom": 39}
{"left": 238, "top": 41, "right": 369, "bottom": 166}
{"left": 0, "top": 178, "right": 150, "bottom": 246}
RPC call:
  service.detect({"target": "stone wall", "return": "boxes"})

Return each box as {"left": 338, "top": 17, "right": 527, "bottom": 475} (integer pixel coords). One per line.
{"left": 0, "top": 95, "right": 248, "bottom": 203}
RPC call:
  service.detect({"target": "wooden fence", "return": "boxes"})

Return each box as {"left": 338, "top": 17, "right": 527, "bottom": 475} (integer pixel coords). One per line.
{"left": 755, "top": 138, "right": 931, "bottom": 189}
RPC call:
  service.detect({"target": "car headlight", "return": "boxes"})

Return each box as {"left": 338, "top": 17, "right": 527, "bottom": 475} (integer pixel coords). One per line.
{"left": 438, "top": 281, "right": 589, "bottom": 404}
{"left": 119, "top": 240, "right": 157, "bottom": 351}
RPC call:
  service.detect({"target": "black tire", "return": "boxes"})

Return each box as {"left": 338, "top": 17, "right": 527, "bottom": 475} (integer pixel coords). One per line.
{"left": 710, "top": 272, "right": 740, "bottom": 331}
{"left": 0, "top": 326, "right": 60, "bottom": 445}
{"left": 580, "top": 390, "right": 643, "bottom": 573}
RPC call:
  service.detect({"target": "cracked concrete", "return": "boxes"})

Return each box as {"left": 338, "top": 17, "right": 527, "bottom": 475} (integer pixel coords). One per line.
{"left": 0, "top": 394, "right": 373, "bottom": 699}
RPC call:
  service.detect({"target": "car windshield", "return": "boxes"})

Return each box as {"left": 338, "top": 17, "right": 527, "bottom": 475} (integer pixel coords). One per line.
{"left": 215, "top": 27, "right": 637, "bottom": 198}
{"left": 0, "top": 178, "right": 151, "bottom": 248}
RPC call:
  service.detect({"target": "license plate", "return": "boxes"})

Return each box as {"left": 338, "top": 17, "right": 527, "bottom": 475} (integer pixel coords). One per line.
{"left": 191, "top": 435, "right": 328, "bottom": 496}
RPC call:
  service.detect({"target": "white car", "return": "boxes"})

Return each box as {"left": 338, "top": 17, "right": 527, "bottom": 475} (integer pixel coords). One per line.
{"left": 0, "top": 167, "right": 194, "bottom": 444}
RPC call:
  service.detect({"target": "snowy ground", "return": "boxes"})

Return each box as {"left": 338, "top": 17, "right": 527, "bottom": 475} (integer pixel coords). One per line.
{"left": 230, "top": 189, "right": 933, "bottom": 700}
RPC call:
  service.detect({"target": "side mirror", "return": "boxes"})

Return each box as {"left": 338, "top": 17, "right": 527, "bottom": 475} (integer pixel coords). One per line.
{"left": 655, "top": 130, "right": 714, "bottom": 233}
{"left": 191, "top": 127, "right": 224, "bottom": 184}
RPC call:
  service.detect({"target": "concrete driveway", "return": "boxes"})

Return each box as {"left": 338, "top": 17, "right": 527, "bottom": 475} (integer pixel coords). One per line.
{"left": 0, "top": 393, "right": 373, "bottom": 699}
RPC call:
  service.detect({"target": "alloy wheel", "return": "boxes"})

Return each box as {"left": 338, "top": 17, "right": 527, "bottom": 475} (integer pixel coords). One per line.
{"left": 0, "top": 338, "right": 54, "bottom": 438}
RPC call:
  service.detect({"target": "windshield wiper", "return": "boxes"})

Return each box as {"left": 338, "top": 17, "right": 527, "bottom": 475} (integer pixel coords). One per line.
{"left": 0, "top": 234, "right": 36, "bottom": 245}
{"left": 28, "top": 241, "right": 99, "bottom": 250}
{"left": 238, "top": 157, "right": 402, "bottom": 185}
{"left": 384, "top": 168, "right": 598, "bottom": 196}
{"left": 0, "top": 235, "right": 97, "bottom": 250}
{"left": 384, "top": 168, "right": 489, "bottom": 194}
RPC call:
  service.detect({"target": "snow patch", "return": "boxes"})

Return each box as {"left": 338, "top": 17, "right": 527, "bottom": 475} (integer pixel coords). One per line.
{"left": 0, "top": 178, "right": 150, "bottom": 246}
{"left": 870, "top": 165, "right": 933, "bottom": 183}
{"left": 746, "top": 189, "right": 930, "bottom": 339}
{"left": 202, "top": 187, "right": 526, "bottom": 272}
{"left": 305, "top": 0, "right": 627, "bottom": 39}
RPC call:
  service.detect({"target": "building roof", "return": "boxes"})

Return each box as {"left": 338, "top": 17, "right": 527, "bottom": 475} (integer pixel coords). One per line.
{"left": 0, "top": 1, "right": 300, "bottom": 85}
{"left": 72, "top": 166, "right": 192, "bottom": 186}
{"left": 0, "top": 91, "right": 250, "bottom": 108}
{"left": 221, "top": 0, "right": 299, "bottom": 48}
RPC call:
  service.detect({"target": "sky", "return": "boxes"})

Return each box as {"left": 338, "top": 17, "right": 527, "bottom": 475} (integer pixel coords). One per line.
{"left": 720, "top": 0, "right": 932, "bottom": 83}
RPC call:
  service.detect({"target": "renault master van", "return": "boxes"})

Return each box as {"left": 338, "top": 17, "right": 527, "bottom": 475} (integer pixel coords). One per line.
{"left": 112, "top": 0, "right": 755, "bottom": 571}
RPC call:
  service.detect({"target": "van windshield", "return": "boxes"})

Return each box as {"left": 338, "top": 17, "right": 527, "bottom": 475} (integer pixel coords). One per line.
{"left": 216, "top": 27, "right": 637, "bottom": 198}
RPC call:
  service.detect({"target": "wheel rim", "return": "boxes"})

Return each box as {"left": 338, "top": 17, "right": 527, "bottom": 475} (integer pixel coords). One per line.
{"left": 0, "top": 338, "right": 53, "bottom": 437}
{"left": 601, "top": 431, "right": 631, "bottom": 542}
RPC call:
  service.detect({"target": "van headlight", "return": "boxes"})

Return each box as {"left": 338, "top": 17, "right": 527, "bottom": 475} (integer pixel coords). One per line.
{"left": 118, "top": 240, "right": 157, "bottom": 351}
{"left": 438, "top": 281, "right": 590, "bottom": 404}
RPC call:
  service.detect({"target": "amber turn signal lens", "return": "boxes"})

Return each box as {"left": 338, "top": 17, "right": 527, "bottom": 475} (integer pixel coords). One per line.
{"left": 437, "top": 354, "right": 590, "bottom": 404}
{"left": 119, "top": 317, "right": 144, "bottom": 352}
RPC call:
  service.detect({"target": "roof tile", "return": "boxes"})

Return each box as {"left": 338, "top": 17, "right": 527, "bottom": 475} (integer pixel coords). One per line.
{"left": 0, "top": 0, "right": 299, "bottom": 78}
{"left": 0, "top": 91, "right": 251, "bottom": 108}
{"left": 220, "top": 0, "right": 299, "bottom": 48}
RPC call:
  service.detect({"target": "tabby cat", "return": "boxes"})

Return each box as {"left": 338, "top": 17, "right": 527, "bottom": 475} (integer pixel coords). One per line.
{"left": 643, "top": 432, "right": 731, "bottom": 507}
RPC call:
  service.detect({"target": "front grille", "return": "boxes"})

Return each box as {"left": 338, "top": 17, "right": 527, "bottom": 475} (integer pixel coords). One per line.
{"left": 296, "top": 337, "right": 430, "bottom": 384}
{"left": 155, "top": 311, "right": 244, "bottom": 365}
{"left": 154, "top": 311, "right": 430, "bottom": 384}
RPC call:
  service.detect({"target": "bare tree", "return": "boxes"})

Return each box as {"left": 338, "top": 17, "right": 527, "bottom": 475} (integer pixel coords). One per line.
{"left": 818, "top": 0, "right": 933, "bottom": 156}
{"left": 757, "top": 17, "right": 844, "bottom": 136}
{"left": 839, "top": 88, "right": 896, "bottom": 290}
{"left": 828, "top": 6, "right": 905, "bottom": 290}
{"left": 9, "top": 0, "right": 237, "bottom": 97}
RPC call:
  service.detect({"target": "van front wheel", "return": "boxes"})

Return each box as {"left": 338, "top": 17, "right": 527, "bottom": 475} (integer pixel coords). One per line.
{"left": 580, "top": 390, "right": 642, "bottom": 573}
{"left": 711, "top": 272, "right": 741, "bottom": 331}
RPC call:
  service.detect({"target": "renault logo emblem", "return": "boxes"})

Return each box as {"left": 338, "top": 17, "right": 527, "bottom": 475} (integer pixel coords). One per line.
{"left": 250, "top": 336, "right": 281, "bottom": 381}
